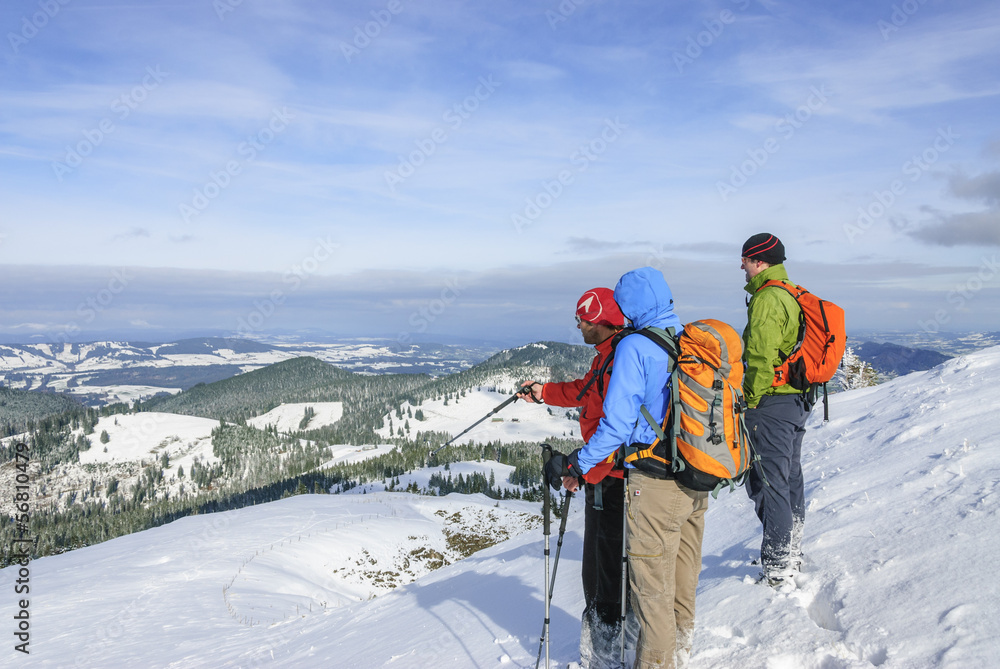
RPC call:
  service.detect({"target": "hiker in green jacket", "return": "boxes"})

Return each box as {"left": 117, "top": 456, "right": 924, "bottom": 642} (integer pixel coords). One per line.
{"left": 740, "top": 233, "right": 810, "bottom": 588}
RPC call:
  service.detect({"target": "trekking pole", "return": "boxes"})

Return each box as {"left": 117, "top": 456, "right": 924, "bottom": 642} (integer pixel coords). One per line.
{"left": 535, "top": 488, "right": 573, "bottom": 669}
{"left": 619, "top": 469, "right": 629, "bottom": 669}
{"left": 539, "top": 445, "right": 553, "bottom": 669}
{"left": 430, "top": 386, "right": 533, "bottom": 456}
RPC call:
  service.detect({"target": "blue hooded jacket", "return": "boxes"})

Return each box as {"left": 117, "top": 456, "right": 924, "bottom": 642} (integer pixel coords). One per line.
{"left": 575, "top": 267, "right": 683, "bottom": 474}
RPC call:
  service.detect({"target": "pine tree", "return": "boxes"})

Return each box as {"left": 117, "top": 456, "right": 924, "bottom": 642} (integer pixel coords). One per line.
{"left": 835, "top": 346, "right": 879, "bottom": 390}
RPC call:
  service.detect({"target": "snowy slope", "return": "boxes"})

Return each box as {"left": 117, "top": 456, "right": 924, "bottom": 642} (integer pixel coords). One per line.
{"left": 78, "top": 413, "right": 219, "bottom": 466}
{"left": 246, "top": 402, "right": 343, "bottom": 433}
{"left": 377, "top": 385, "right": 581, "bottom": 444}
{"left": 691, "top": 346, "right": 1000, "bottom": 668}
{"left": 4, "top": 347, "right": 1000, "bottom": 667}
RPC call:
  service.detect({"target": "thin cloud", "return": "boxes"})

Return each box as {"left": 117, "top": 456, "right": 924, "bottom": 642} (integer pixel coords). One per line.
{"left": 113, "top": 228, "right": 151, "bottom": 241}
{"left": 910, "top": 210, "right": 1000, "bottom": 247}
{"left": 2, "top": 254, "right": 996, "bottom": 345}
{"left": 733, "top": 5, "right": 1000, "bottom": 122}
{"left": 910, "top": 165, "right": 1000, "bottom": 247}
{"left": 948, "top": 169, "right": 1000, "bottom": 205}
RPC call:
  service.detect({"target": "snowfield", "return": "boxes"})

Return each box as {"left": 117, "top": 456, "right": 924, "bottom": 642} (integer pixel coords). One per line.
{"left": 62, "top": 383, "right": 182, "bottom": 404}
{"left": 3, "top": 347, "right": 1000, "bottom": 667}
{"left": 78, "top": 413, "right": 219, "bottom": 466}
{"left": 246, "top": 402, "right": 343, "bottom": 433}
{"left": 377, "top": 384, "right": 581, "bottom": 444}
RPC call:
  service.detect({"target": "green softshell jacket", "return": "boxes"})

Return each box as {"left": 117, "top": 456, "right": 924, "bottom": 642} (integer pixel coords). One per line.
{"left": 742, "top": 264, "right": 803, "bottom": 408}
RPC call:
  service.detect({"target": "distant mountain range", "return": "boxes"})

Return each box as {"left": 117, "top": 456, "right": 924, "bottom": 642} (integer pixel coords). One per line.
{"left": 853, "top": 342, "right": 952, "bottom": 378}
{"left": 0, "top": 337, "right": 497, "bottom": 404}
{"left": 850, "top": 331, "right": 1000, "bottom": 357}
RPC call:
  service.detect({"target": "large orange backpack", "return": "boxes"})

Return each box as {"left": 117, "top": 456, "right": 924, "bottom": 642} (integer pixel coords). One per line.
{"left": 622, "top": 320, "right": 753, "bottom": 496}
{"left": 757, "top": 280, "right": 846, "bottom": 419}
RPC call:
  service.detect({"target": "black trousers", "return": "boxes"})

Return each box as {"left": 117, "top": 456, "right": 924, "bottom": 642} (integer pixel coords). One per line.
{"left": 580, "top": 476, "right": 632, "bottom": 667}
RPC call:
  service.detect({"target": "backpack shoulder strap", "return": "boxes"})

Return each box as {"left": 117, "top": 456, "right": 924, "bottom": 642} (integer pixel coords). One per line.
{"left": 632, "top": 326, "right": 680, "bottom": 362}
{"left": 754, "top": 280, "right": 806, "bottom": 362}
{"left": 756, "top": 279, "right": 800, "bottom": 294}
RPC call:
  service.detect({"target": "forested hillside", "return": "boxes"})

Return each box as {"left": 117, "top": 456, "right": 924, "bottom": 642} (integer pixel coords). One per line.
{"left": 141, "top": 356, "right": 432, "bottom": 444}
{"left": 0, "top": 385, "right": 83, "bottom": 436}
{"left": 396, "top": 341, "right": 593, "bottom": 406}
{"left": 1, "top": 343, "right": 594, "bottom": 564}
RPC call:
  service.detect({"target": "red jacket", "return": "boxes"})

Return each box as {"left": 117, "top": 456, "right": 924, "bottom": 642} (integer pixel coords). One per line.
{"left": 541, "top": 336, "right": 621, "bottom": 483}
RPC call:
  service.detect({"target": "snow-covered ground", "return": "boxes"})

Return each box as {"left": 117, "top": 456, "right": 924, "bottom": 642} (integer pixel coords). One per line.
{"left": 61, "top": 383, "right": 182, "bottom": 403}
{"left": 377, "top": 385, "right": 581, "bottom": 444}
{"left": 79, "top": 413, "right": 219, "bottom": 467}
{"left": 4, "top": 347, "right": 1000, "bottom": 667}
{"left": 317, "top": 443, "right": 397, "bottom": 471}
{"left": 246, "top": 402, "right": 343, "bottom": 433}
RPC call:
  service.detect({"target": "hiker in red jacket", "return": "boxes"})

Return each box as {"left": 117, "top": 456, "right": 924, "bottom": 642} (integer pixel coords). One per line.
{"left": 521, "top": 287, "right": 635, "bottom": 669}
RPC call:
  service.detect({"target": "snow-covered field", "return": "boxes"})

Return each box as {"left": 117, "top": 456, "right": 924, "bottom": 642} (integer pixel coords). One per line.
{"left": 246, "top": 402, "right": 343, "bottom": 433}
{"left": 377, "top": 385, "right": 581, "bottom": 444}
{"left": 79, "top": 413, "right": 219, "bottom": 467}
{"left": 62, "top": 384, "right": 182, "bottom": 404}
{"left": 4, "top": 347, "right": 1000, "bottom": 667}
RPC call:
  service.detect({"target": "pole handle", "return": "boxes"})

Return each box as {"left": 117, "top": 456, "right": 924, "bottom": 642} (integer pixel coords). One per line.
{"left": 541, "top": 444, "right": 553, "bottom": 535}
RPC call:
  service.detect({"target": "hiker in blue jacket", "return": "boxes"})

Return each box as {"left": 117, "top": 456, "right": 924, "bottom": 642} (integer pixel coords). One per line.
{"left": 547, "top": 267, "right": 710, "bottom": 669}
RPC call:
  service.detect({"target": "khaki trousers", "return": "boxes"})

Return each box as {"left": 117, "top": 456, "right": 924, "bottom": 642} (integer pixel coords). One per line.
{"left": 626, "top": 471, "right": 709, "bottom": 669}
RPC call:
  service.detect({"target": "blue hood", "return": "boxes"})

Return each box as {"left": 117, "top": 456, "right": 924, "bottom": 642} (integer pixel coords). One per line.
{"left": 614, "top": 267, "right": 682, "bottom": 332}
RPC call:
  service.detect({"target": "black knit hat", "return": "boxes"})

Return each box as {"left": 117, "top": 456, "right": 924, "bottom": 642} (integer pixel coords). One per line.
{"left": 741, "top": 233, "right": 785, "bottom": 265}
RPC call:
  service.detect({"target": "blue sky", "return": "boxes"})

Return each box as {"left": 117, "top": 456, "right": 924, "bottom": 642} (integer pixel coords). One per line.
{"left": 1, "top": 0, "right": 998, "bottom": 346}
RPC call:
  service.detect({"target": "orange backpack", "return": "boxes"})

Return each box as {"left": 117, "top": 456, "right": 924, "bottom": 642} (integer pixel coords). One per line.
{"left": 758, "top": 281, "right": 846, "bottom": 418}
{"left": 622, "top": 320, "right": 753, "bottom": 496}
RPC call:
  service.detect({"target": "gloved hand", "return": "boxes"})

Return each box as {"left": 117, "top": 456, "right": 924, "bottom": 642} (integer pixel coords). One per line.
{"left": 518, "top": 381, "right": 544, "bottom": 404}
{"left": 543, "top": 449, "right": 584, "bottom": 490}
